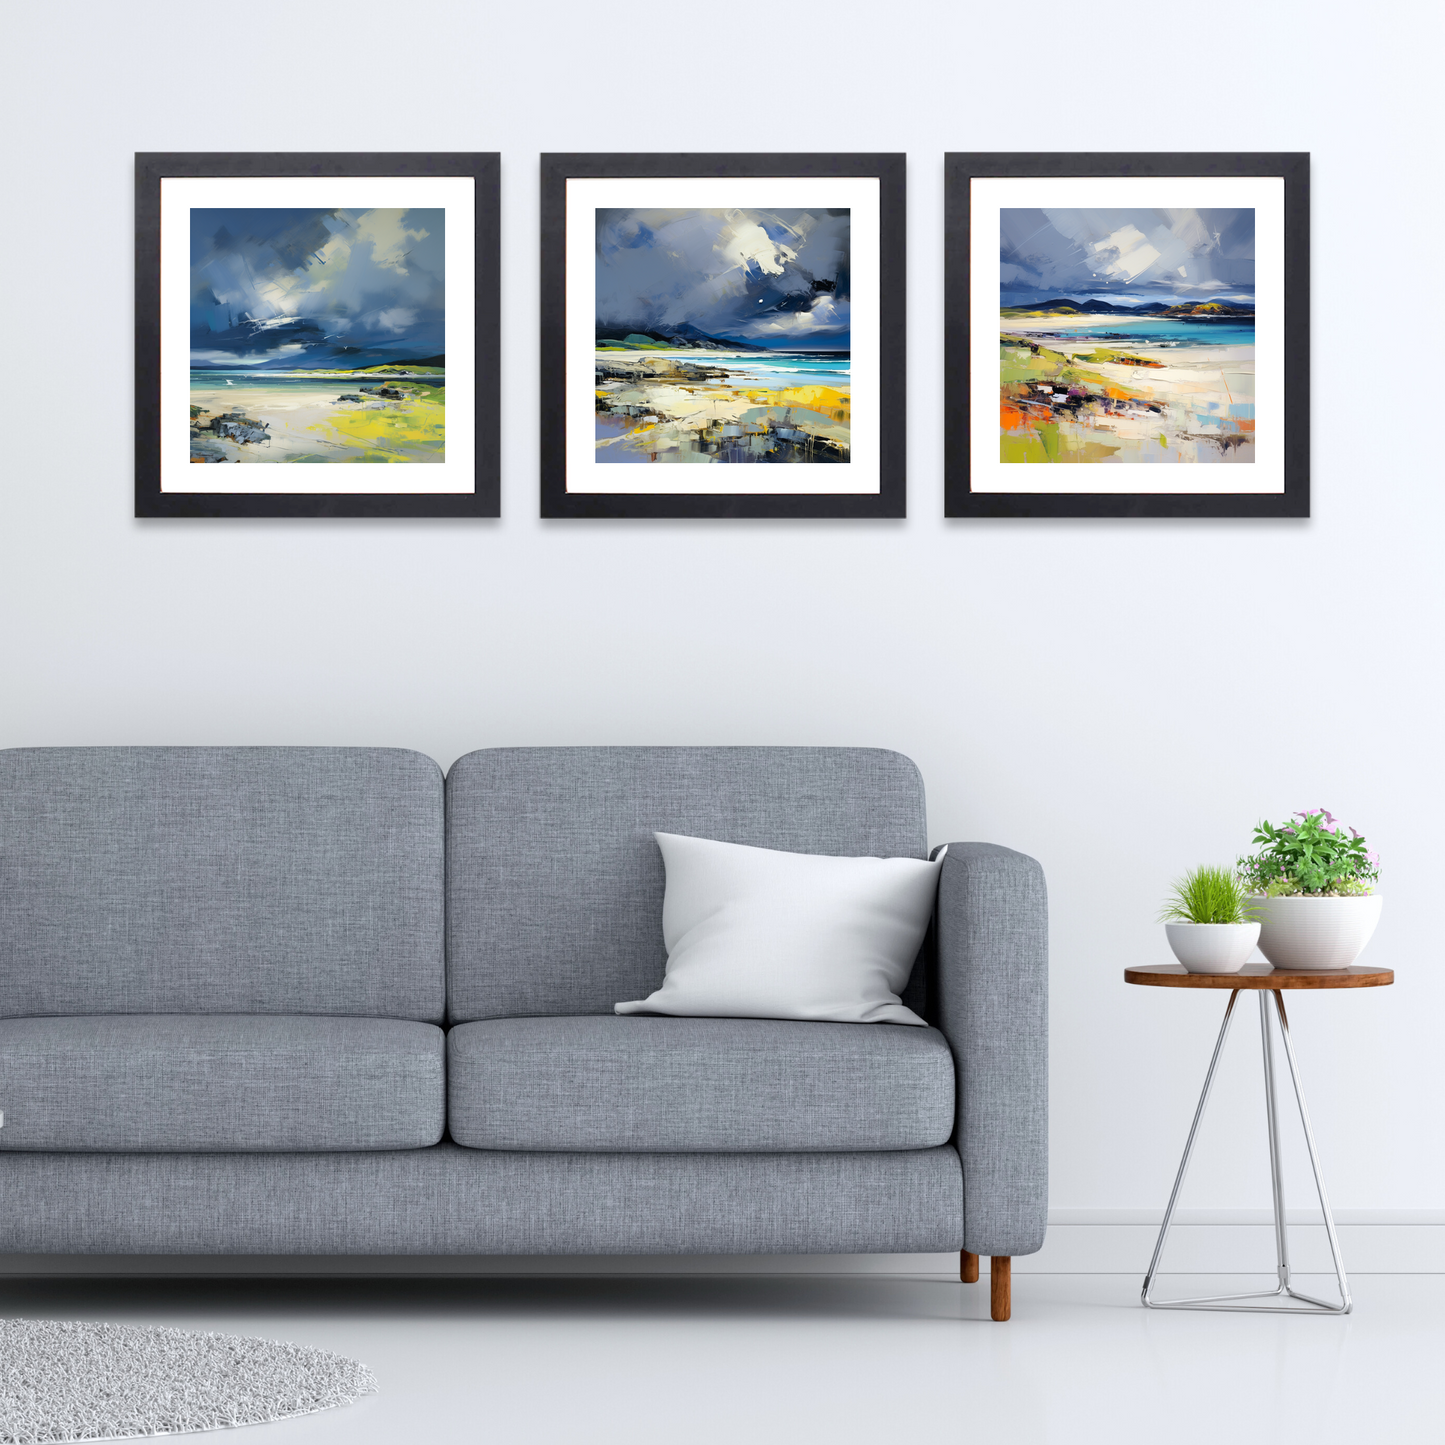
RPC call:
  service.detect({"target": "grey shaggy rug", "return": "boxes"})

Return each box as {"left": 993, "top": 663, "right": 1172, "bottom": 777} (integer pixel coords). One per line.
{"left": 0, "top": 1318, "right": 377, "bottom": 1443}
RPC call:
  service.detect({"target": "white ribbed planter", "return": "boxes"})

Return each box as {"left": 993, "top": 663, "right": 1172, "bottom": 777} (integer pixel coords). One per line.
{"left": 1249, "top": 893, "right": 1383, "bottom": 971}
{"left": 1164, "top": 921, "right": 1261, "bottom": 974}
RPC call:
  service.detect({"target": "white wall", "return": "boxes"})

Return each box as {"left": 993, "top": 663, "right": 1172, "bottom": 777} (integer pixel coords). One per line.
{"left": 5, "top": 0, "right": 1441, "bottom": 1263}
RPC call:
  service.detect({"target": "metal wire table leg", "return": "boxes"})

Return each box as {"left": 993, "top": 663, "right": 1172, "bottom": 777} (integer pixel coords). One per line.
{"left": 1141, "top": 990, "right": 1239, "bottom": 1307}
{"left": 1261, "top": 989, "right": 1291, "bottom": 1299}
{"left": 1142, "top": 986, "right": 1353, "bottom": 1313}
{"left": 1270, "top": 990, "right": 1352, "bottom": 1313}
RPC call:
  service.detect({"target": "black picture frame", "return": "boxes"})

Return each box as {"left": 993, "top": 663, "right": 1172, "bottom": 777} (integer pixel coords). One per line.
{"left": 540, "top": 153, "right": 906, "bottom": 519}
{"left": 945, "top": 152, "right": 1309, "bottom": 518}
{"left": 135, "top": 152, "right": 500, "bottom": 518}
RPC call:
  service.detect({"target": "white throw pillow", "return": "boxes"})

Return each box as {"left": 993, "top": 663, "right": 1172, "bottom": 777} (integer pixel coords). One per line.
{"left": 615, "top": 833, "right": 944, "bottom": 1026}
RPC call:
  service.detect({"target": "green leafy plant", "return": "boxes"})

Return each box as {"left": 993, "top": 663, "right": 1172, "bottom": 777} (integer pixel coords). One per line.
{"left": 1236, "top": 808, "right": 1380, "bottom": 897}
{"left": 1158, "top": 866, "right": 1259, "bottom": 925}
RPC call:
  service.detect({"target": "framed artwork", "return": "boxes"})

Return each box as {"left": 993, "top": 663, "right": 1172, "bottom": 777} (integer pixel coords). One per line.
{"left": 540, "top": 153, "right": 906, "bottom": 519}
{"left": 945, "top": 153, "right": 1309, "bottom": 518}
{"left": 136, "top": 152, "right": 499, "bottom": 518}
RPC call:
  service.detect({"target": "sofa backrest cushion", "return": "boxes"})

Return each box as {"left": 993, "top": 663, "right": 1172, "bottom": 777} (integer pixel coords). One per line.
{"left": 0, "top": 747, "right": 444, "bottom": 1021}
{"left": 445, "top": 747, "right": 928, "bottom": 1022}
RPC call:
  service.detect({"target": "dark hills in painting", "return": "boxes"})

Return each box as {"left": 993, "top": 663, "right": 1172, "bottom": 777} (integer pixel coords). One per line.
{"left": 595, "top": 323, "right": 770, "bottom": 352}
{"left": 1161, "top": 301, "right": 1254, "bottom": 316}
{"left": 192, "top": 352, "right": 446, "bottom": 373}
{"left": 1001, "top": 297, "right": 1255, "bottom": 318}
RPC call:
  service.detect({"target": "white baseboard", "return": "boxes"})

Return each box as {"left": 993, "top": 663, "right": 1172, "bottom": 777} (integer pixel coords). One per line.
{"left": 1, "top": 1216, "right": 1440, "bottom": 1278}
{"left": 1022, "top": 1221, "right": 1445, "bottom": 1274}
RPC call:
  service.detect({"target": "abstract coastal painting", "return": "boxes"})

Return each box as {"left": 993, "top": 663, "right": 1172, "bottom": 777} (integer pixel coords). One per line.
{"left": 188, "top": 206, "right": 447, "bottom": 466}
{"left": 541, "top": 154, "right": 905, "bottom": 518}
{"left": 998, "top": 206, "right": 1256, "bottom": 465}
{"left": 945, "top": 154, "right": 1309, "bottom": 518}
{"left": 136, "top": 153, "right": 499, "bottom": 517}
{"left": 594, "top": 206, "right": 852, "bottom": 467}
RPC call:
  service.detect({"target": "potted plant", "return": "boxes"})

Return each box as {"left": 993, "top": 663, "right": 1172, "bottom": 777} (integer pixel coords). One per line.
{"left": 1159, "top": 865, "right": 1261, "bottom": 974}
{"left": 1237, "top": 808, "right": 1382, "bottom": 971}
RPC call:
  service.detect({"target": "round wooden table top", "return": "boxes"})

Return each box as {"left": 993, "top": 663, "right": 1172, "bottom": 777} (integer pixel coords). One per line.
{"left": 1125, "top": 962, "right": 1393, "bottom": 990}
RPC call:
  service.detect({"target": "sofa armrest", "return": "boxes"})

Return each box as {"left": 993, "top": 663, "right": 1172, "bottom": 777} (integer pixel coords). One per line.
{"left": 933, "top": 841, "right": 1048, "bottom": 1257}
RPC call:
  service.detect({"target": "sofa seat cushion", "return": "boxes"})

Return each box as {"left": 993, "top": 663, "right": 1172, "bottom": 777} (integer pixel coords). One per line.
{"left": 0, "top": 1016, "right": 444, "bottom": 1152}
{"left": 447, "top": 1015, "right": 955, "bottom": 1152}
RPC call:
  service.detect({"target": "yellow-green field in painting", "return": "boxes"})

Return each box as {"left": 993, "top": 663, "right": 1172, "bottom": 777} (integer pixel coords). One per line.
{"left": 309, "top": 384, "right": 445, "bottom": 463}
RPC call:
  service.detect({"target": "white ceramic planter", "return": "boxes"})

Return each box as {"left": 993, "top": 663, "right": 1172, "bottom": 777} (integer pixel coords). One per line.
{"left": 1164, "top": 921, "right": 1262, "bottom": 974}
{"left": 1248, "top": 893, "right": 1383, "bottom": 971}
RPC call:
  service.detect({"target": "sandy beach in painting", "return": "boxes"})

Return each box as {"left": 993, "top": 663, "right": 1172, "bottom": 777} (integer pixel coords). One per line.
{"left": 189, "top": 372, "right": 444, "bottom": 464}
{"left": 999, "top": 321, "right": 1254, "bottom": 465}
{"left": 594, "top": 347, "right": 849, "bottom": 464}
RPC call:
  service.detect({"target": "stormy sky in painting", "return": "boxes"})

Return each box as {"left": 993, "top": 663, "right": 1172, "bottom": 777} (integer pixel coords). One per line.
{"left": 1000, "top": 208, "right": 1254, "bottom": 308}
{"left": 190, "top": 208, "right": 445, "bottom": 369}
{"left": 596, "top": 208, "right": 850, "bottom": 350}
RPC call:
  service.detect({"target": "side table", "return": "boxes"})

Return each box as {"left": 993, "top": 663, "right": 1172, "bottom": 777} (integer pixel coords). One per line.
{"left": 1124, "top": 962, "right": 1393, "bottom": 1314}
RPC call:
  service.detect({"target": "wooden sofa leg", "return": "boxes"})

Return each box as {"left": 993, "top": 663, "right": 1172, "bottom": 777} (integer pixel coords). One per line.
{"left": 960, "top": 1250, "right": 979, "bottom": 1283}
{"left": 990, "top": 1257, "right": 1012, "bottom": 1321}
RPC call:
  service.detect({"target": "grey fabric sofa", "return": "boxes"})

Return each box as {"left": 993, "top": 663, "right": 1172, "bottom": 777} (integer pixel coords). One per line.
{"left": 0, "top": 745, "right": 1047, "bottom": 1319}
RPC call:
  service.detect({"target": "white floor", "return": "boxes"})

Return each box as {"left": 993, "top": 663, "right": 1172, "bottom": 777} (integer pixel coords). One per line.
{"left": 1, "top": 1271, "right": 1439, "bottom": 1445}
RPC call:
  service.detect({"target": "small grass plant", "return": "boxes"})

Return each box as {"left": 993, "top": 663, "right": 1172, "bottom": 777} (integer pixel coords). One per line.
{"left": 1158, "top": 865, "right": 1259, "bottom": 926}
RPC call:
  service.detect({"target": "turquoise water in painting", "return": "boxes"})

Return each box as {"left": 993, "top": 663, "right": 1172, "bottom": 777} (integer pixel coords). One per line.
{"left": 594, "top": 351, "right": 848, "bottom": 387}
{"left": 724, "top": 351, "right": 850, "bottom": 386}
{"left": 1003, "top": 320, "right": 1254, "bottom": 347}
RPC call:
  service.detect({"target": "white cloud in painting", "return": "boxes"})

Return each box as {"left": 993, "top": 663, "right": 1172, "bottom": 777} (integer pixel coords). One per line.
{"left": 716, "top": 214, "right": 798, "bottom": 278}
{"left": 246, "top": 313, "right": 312, "bottom": 332}
{"left": 747, "top": 296, "right": 845, "bottom": 342}
{"left": 352, "top": 208, "right": 430, "bottom": 276}
{"left": 192, "top": 343, "right": 308, "bottom": 367}
{"left": 1090, "top": 224, "right": 1162, "bottom": 281}
{"left": 368, "top": 308, "right": 419, "bottom": 334}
